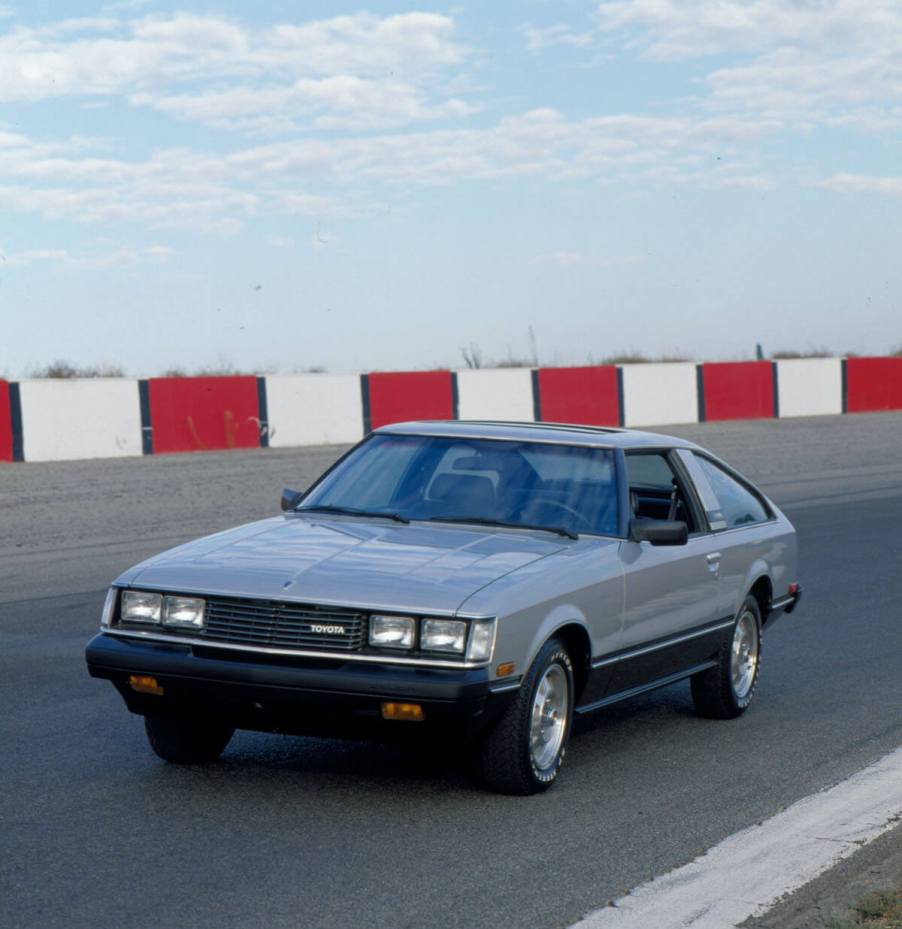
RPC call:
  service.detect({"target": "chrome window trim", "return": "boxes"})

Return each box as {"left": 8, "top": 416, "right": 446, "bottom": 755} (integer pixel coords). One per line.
{"left": 591, "top": 618, "right": 735, "bottom": 669}
{"left": 702, "top": 517, "right": 780, "bottom": 537}
{"left": 377, "top": 429, "right": 619, "bottom": 449}
{"left": 102, "top": 627, "right": 492, "bottom": 670}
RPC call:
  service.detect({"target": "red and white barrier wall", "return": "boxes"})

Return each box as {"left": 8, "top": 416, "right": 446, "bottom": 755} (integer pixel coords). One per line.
{"left": 266, "top": 374, "right": 363, "bottom": 447}
{"left": 1, "top": 357, "right": 901, "bottom": 463}
{"left": 16, "top": 378, "right": 143, "bottom": 462}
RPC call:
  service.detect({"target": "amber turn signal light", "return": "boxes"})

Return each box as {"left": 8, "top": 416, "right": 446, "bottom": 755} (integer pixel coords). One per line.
{"left": 129, "top": 674, "right": 164, "bottom": 696}
{"left": 381, "top": 701, "right": 425, "bottom": 721}
{"left": 496, "top": 662, "right": 516, "bottom": 677}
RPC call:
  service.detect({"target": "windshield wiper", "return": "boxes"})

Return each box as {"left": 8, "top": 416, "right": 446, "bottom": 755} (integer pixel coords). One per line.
{"left": 297, "top": 505, "right": 409, "bottom": 524}
{"left": 427, "top": 515, "right": 577, "bottom": 540}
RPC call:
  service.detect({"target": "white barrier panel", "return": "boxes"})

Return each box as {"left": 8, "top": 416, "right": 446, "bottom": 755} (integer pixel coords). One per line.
{"left": 266, "top": 374, "right": 363, "bottom": 447}
{"left": 19, "top": 378, "right": 142, "bottom": 462}
{"left": 621, "top": 363, "right": 698, "bottom": 427}
{"left": 777, "top": 358, "right": 842, "bottom": 417}
{"left": 455, "top": 368, "right": 535, "bottom": 421}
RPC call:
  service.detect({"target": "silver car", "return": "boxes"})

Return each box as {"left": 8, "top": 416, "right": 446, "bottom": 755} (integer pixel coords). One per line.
{"left": 86, "top": 420, "right": 801, "bottom": 794}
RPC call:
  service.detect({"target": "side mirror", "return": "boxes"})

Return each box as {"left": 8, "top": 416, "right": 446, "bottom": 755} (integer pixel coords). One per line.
{"left": 281, "top": 487, "right": 305, "bottom": 511}
{"left": 630, "top": 518, "right": 688, "bottom": 546}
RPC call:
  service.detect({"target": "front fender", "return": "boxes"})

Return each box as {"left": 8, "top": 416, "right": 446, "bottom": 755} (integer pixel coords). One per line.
{"left": 490, "top": 601, "right": 594, "bottom": 692}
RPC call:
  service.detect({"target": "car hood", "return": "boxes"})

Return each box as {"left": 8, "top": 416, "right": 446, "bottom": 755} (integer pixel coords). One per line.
{"left": 120, "top": 513, "right": 573, "bottom": 614}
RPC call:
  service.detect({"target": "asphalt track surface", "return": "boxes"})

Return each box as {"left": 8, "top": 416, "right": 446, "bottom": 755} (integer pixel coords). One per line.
{"left": 2, "top": 413, "right": 901, "bottom": 929}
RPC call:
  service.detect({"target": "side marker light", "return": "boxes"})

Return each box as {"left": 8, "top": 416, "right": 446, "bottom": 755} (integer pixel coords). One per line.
{"left": 129, "top": 674, "right": 164, "bottom": 696}
{"left": 381, "top": 702, "right": 425, "bottom": 722}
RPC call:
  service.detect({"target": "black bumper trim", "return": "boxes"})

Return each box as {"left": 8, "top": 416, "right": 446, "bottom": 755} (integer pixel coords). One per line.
{"left": 771, "top": 585, "right": 802, "bottom": 615}
{"left": 86, "top": 633, "right": 495, "bottom": 722}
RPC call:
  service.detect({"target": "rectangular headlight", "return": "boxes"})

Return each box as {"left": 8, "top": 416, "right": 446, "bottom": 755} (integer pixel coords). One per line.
{"left": 466, "top": 619, "right": 497, "bottom": 662}
{"left": 121, "top": 590, "right": 162, "bottom": 624}
{"left": 421, "top": 619, "right": 466, "bottom": 654}
{"left": 369, "top": 615, "right": 415, "bottom": 650}
{"left": 163, "top": 596, "right": 205, "bottom": 629}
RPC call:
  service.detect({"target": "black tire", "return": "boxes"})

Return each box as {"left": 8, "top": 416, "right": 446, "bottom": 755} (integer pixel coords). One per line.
{"left": 691, "top": 595, "right": 762, "bottom": 719}
{"left": 144, "top": 713, "right": 235, "bottom": 765}
{"left": 479, "top": 637, "right": 574, "bottom": 795}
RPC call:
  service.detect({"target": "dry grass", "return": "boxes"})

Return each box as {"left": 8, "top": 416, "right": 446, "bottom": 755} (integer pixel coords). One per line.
{"left": 28, "top": 360, "right": 125, "bottom": 378}
{"left": 771, "top": 348, "right": 834, "bottom": 359}
{"left": 828, "top": 887, "right": 902, "bottom": 928}
{"left": 595, "top": 352, "right": 692, "bottom": 365}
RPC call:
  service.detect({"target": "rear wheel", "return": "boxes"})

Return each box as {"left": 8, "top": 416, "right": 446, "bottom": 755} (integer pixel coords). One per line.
{"left": 144, "top": 713, "right": 235, "bottom": 764}
{"left": 479, "top": 638, "right": 574, "bottom": 795}
{"left": 691, "top": 595, "right": 762, "bottom": 719}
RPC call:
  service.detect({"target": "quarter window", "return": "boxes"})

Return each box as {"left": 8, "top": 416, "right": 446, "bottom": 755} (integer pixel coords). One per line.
{"left": 625, "top": 451, "right": 700, "bottom": 532}
{"left": 693, "top": 455, "right": 769, "bottom": 528}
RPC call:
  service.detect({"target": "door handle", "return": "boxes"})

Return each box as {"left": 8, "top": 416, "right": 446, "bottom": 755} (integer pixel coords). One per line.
{"left": 706, "top": 552, "right": 721, "bottom": 563}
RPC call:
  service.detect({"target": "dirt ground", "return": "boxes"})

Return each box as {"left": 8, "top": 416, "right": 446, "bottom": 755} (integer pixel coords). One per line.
{"left": 742, "top": 822, "right": 902, "bottom": 929}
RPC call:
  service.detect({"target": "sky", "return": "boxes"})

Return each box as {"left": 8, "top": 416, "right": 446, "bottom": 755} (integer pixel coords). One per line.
{"left": 0, "top": 0, "right": 900, "bottom": 377}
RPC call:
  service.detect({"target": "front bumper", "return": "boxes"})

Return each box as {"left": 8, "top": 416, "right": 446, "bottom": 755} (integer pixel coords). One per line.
{"left": 86, "top": 633, "right": 511, "bottom": 738}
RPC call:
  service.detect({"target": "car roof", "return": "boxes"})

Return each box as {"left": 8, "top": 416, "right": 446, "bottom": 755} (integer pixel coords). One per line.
{"left": 375, "top": 420, "right": 703, "bottom": 450}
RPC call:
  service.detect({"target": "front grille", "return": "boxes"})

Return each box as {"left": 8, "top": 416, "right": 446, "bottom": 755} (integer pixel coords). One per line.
{"left": 196, "top": 597, "right": 366, "bottom": 652}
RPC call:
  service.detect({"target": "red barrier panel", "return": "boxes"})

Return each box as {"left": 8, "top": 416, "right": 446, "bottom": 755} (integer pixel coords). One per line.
{"left": 846, "top": 357, "right": 902, "bottom": 413}
{"left": 0, "top": 381, "right": 12, "bottom": 462}
{"left": 702, "top": 361, "right": 775, "bottom": 421}
{"left": 366, "top": 371, "right": 455, "bottom": 431}
{"left": 148, "top": 377, "right": 261, "bottom": 453}
{"left": 537, "top": 366, "right": 620, "bottom": 426}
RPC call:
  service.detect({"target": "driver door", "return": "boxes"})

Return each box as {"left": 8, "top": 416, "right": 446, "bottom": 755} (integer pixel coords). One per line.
{"left": 606, "top": 449, "right": 724, "bottom": 693}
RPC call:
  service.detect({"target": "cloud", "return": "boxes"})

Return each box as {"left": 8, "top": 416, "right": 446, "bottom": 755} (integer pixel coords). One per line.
{"left": 532, "top": 251, "right": 645, "bottom": 267}
{"left": 522, "top": 24, "right": 594, "bottom": 51}
{"left": 1, "top": 243, "right": 175, "bottom": 268}
{"left": 705, "top": 47, "right": 902, "bottom": 125}
{"left": 0, "top": 11, "right": 470, "bottom": 133}
{"left": 524, "top": 2, "right": 902, "bottom": 131}
{"left": 593, "top": 0, "right": 902, "bottom": 60}
{"left": 280, "top": 191, "right": 347, "bottom": 216}
{"left": 230, "top": 109, "right": 774, "bottom": 187}
{"left": 817, "top": 173, "right": 902, "bottom": 196}
{"left": 132, "top": 75, "right": 476, "bottom": 134}
{"left": 0, "top": 108, "right": 780, "bottom": 232}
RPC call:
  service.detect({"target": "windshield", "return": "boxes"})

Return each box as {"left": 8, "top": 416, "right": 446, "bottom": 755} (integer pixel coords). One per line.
{"left": 298, "top": 433, "right": 619, "bottom": 537}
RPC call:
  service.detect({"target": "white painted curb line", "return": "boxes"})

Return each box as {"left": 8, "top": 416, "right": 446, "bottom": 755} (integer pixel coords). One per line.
{"left": 570, "top": 745, "right": 902, "bottom": 929}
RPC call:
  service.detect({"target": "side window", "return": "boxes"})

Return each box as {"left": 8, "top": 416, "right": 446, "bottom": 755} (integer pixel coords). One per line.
{"left": 625, "top": 451, "right": 699, "bottom": 532}
{"left": 693, "top": 455, "right": 770, "bottom": 528}
{"left": 624, "top": 453, "right": 674, "bottom": 491}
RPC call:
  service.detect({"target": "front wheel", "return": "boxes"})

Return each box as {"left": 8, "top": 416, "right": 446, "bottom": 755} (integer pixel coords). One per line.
{"left": 144, "top": 712, "right": 235, "bottom": 764}
{"left": 479, "top": 638, "right": 574, "bottom": 795}
{"left": 691, "top": 595, "right": 762, "bottom": 719}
